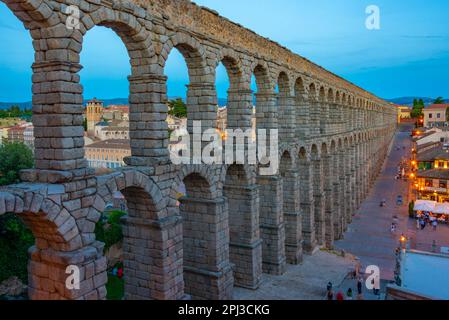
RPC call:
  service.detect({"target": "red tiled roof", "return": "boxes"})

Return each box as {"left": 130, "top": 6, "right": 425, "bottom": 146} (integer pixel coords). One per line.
{"left": 425, "top": 104, "right": 449, "bottom": 111}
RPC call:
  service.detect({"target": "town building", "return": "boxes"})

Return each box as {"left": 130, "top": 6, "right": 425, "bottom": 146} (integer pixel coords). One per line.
{"left": 423, "top": 104, "right": 449, "bottom": 128}
{"left": 397, "top": 105, "right": 411, "bottom": 122}
{"left": 387, "top": 250, "right": 449, "bottom": 300}
{"left": 23, "top": 125, "right": 34, "bottom": 149}
{"left": 414, "top": 143, "right": 449, "bottom": 202}
{"left": 216, "top": 106, "right": 227, "bottom": 132}
{"left": 94, "top": 120, "right": 129, "bottom": 140}
{"left": 0, "top": 127, "right": 9, "bottom": 145}
{"left": 102, "top": 105, "right": 129, "bottom": 122}
{"left": 414, "top": 127, "right": 449, "bottom": 148}
{"left": 6, "top": 122, "right": 34, "bottom": 149}
{"left": 167, "top": 114, "right": 187, "bottom": 131}
{"left": 86, "top": 98, "right": 103, "bottom": 136}
{"left": 85, "top": 139, "right": 131, "bottom": 169}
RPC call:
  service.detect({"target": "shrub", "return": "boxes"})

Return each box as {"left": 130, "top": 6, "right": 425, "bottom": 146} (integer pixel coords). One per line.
{"left": 408, "top": 201, "right": 415, "bottom": 218}
{"left": 0, "top": 214, "right": 34, "bottom": 283}
{"left": 0, "top": 142, "right": 34, "bottom": 186}
{"left": 94, "top": 210, "right": 126, "bottom": 252}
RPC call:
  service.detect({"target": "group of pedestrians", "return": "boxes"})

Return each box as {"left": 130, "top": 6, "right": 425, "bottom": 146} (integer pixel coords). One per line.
{"left": 326, "top": 260, "right": 381, "bottom": 300}
{"left": 326, "top": 277, "right": 365, "bottom": 301}
{"left": 416, "top": 212, "right": 438, "bottom": 231}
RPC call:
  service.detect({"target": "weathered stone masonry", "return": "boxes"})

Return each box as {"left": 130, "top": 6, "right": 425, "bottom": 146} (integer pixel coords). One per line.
{"left": 0, "top": 0, "right": 397, "bottom": 300}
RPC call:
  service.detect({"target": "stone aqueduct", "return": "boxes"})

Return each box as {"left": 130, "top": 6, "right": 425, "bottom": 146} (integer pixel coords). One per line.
{"left": 0, "top": 0, "right": 397, "bottom": 300}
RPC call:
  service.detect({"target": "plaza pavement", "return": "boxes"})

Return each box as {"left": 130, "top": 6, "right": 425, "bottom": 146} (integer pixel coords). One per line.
{"left": 336, "top": 125, "right": 449, "bottom": 281}
{"left": 234, "top": 125, "right": 449, "bottom": 299}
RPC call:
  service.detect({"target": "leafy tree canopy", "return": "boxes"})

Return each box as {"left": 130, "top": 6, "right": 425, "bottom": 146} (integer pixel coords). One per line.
{"left": 434, "top": 97, "right": 445, "bottom": 104}
{"left": 168, "top": 98, "right": 187, "bottom": 119}
{"left": 0, "top": 142, "right": 34, "bottom": 186}
{"left": 0, "top": 106, "right": 32, "bottom": 119}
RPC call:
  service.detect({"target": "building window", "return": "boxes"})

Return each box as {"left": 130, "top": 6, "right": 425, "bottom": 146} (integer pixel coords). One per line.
{"left": 425, "top": 179, "right": 433, "bottom": 187}
{"left": 439, "top": 161, "right": 445, "bottom": 168}
{"left": 429, "top": 113, "right": 433, "bottom": 119}
{"left": 440, "top": 180, "right": 447, "bottom": 189}
{"left": 437, "top": 113, "right": 441, "bottom": 119}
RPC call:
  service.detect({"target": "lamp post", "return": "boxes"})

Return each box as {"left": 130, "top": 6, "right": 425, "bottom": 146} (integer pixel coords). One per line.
{"left": 399, "top": 234, "right": 407, "bottom": 251}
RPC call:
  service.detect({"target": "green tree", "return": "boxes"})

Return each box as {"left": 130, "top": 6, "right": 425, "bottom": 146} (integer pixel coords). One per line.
{"left": 418, "top": 99, "right": 424, "bottom": 107}
{"left": 434, "top": 97, "right": 445, "bottom": 104}
{"left": 0, "top": 142, "right": 34, "bottom": 186}
{"left": 168, "top": 98, "right": 187, "bottom": 118}
{"left": 0, "top": 213, "right": 34, "bottom": 283}
{"left": 411, "top": 104, "right": 424, "bottom": 119}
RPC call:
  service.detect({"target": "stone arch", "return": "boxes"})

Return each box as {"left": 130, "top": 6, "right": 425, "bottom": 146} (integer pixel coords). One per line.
{"left": 215, "top": 50, "right": 247, "bottom": 130}
{"left": 2, "top": 0, "right": 58, "bottom": 30}
{"left": 335, "top": 91, "right": 341, "bottom": 104}
{"left": 297, "top": 146, "right": 315, "bottom": 252}
{"left": 82, "top": 6, "right": 155, "bottom": 77}
{"left": 94, "top": 170, "right": 166, "bottom": 221}
{"left": 308, "top": 82, "right": 317, "bottom": 101}
{"left": 251, "top": 61, "right": 272, "bottom": 93}
{"left": 294, "top": 76, "right": 309, "bottom": 138}
{"left": 90, "top": 170, "right": 183, "bottom": 300}
{"left": 161, "top": 33, "right": 217, "bottom": 145}
{"left": 294, "top": 76, "right": 306, "bottom": 99}
{"left": 310, "top": 143, "right": 320, "bottom": 160}
{"left": 321, "top": 141, "right": 334, "bottom": 247}
{"left": 0, "top": 189, "right": 81, "bottom": 252}
{"left": 276, "top": 71, "right": 291, "bottom": 97}
{"left": 171, "top": 165, "right": 220, "bottom": 201}
{"left": 223, "top": 163, "right": 262, "bottom": 289}
{"left": 177, "top": 167, "right": 233, "bottom": 299}
{"left": 327, "top": 88, "right": 335, "bottom": 103}
{"left": 279, "top": 150, "right": 302, "bottom": 263}
{"left": 0, "top": 187, "right": 98, "bottom": 300}
{"left": 160, "top": 32, "right": 209, "bottom": 82}
{"left": 319, "top": 86, "right": 326, "bottom": 102}
{"left": 216, "top": 49, "right": 245, "bottom": 90}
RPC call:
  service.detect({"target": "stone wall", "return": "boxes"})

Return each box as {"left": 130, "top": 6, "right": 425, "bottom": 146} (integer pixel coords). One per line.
{"left": 0, "top": 0, "right": 397, "bottom": 300}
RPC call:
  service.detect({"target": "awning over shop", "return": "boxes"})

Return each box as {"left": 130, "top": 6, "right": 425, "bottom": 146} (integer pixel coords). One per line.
{"left": 414, "top": 200, "right": 437, "bottom": 212}
{"left": 434, "top": 202, "right": 449, "bottom": 215}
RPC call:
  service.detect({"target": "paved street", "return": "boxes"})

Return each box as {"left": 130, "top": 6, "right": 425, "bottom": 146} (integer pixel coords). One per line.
{"left": 233, "top": 250, "right": 355, "bottom": 300}
{"left": 336, "top": 124, "right": 449, "bottom": 281}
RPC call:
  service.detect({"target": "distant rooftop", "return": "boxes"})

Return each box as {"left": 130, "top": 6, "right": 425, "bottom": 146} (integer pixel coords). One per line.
{"left": 416, "top": 143, "right": 449, "bottom": 161}
{"left": 401, "top": 250, "right": 449, "bottom": 300}
{"left": 424, "top": 104, "right": 449, "bottom": 111}
{"left": 87, "top": 97, "right": 103, "bottom": 104}
{"left": 85, "top": 139, "right": 130, "bottom": 150}
{"left": 416, "top": 169, "right": 449, "bottom": 180}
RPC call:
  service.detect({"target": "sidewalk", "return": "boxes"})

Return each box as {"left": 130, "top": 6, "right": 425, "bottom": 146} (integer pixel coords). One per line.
{"left": 335, "top": 130, "right": 413, "bottom": 280}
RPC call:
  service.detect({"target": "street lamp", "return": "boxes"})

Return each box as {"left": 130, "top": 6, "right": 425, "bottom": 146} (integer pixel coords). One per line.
{"left": 400, "top": 234, "right": 407, "bottom": 250}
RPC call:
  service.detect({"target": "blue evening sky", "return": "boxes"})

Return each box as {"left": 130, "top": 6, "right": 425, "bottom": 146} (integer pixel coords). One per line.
{"left": 0, "top": 0, "right": 448, "bottom": 102}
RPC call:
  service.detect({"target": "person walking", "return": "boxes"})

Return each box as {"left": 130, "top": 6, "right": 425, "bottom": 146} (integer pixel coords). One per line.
{"left": 327, "top": 289, "right": 334, "bottom": 300}
{"left": 432, "top": 219, "right": 438, "bottom": 231}
{"left": 326, "top": 282, "right": 333, "bottom": 300}
{"left": 416, "top": 218, "right": 420, "bottom": 230}
{"left": 420, "top": 219, "right": 426, "bottom": 230}
{"left": 336, "top": 290, "right": 344, "bottom": 301}
{"left": 346, "top": 288, "right": 353, "bottom": 300}
{"left": 357, "top": 277, "right": 363, "bottom": 295}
